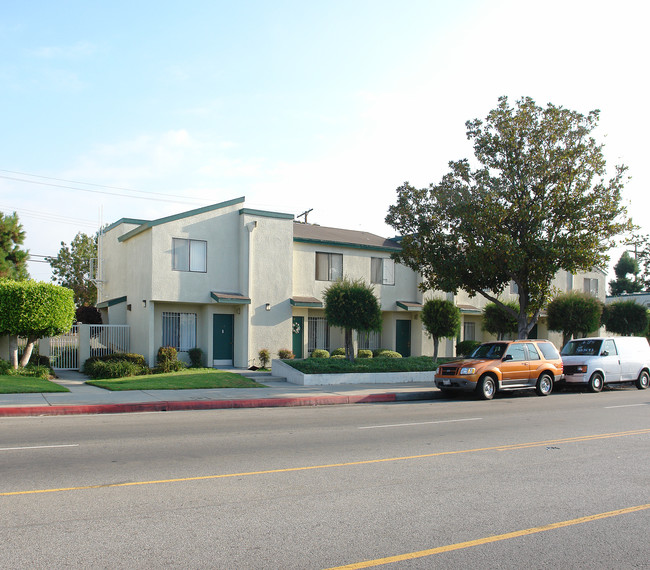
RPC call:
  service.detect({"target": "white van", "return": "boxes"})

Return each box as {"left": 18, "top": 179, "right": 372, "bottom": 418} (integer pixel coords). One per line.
{"left": 561, "top": 337, "right": 650, "bottom": 392}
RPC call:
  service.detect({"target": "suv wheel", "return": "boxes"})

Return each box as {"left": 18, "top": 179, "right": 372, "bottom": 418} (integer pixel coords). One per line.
{"left": 588, "top": 372, "right": 604, "bottom": 393}
{"left": 636, "top": 370, "right": 649, "bottom": 390}
{"left": 535, "top": 373, "right": 553, "bottom": 396}
{"left": 477, "top": 376, "right": 496, "bottom": 400}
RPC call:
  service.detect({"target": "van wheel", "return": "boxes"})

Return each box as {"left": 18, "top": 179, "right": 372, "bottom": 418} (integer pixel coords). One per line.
{"left": 636, "top": 370, "right": 649, "bottom": 390}
{"left": 535, "top": 373, "right": 553, "bottom": 396}
{"left": 477, "top": 376, "right": 496, "bottom": 400}
{"left": 588, "top": 372, "right": 604, "bottom": 393}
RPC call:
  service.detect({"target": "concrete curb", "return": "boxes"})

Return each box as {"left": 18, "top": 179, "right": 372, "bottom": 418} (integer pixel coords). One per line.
{"left": 0, "top": 391, "right": 438, "bottom": 417}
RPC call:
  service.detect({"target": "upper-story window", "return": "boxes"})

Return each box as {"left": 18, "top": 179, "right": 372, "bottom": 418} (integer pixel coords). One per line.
{"left": 584, "top": 277, "right": 599, "bottom": 296}
{"left": 371, "top": 257, "right": 395, "bottom": 286}
{"left": 173, "top": 238, "right": 207, "bottom": 272}
{"left": 567, "top": 272, "right": 574, "bottom": 291}
{"left": 315, "top": 252, "right": 342, "bottom": 281}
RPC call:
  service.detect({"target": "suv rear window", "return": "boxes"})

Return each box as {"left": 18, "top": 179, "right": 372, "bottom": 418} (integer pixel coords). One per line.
{"left": 537, "top": 341, "right": 560, "bottom": 360}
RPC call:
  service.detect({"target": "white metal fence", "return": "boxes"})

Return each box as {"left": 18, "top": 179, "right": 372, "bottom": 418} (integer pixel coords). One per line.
{"left": 17, "top": 325, "right": 130, "bottom": 370}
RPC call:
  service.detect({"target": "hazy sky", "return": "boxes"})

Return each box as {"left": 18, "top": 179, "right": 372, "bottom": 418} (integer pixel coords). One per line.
{"left": 1, "top": 0, "right": 648, "bottom": 283}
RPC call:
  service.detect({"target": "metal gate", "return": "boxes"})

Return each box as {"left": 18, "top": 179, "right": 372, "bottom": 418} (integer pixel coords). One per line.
{"left": 49, "top": 326, "right": 79, "bottom": 370}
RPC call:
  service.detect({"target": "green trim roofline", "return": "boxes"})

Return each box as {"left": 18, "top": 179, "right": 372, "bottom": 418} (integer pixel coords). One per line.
{"left": 96, "top": 296, "right": 127, "bottom": 309}
{"left": 293, "top": 237, "right": 401, "bottom": 253}
{"left": 239, "top": 208, "right": 294, "bottom": 220}
{"left": 103, "top": 218, "right": 148, "bottom": 233}
{"left": 118, "top": 197, "right": 246, "bottom": 242}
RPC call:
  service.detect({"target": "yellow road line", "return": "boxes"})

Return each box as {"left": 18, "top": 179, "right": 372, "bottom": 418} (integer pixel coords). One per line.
{"left": 2, "top": 428, "right": 649, "bottom": 497}
{"left": 324, "top": 503, "right": 650, "bottom": 569}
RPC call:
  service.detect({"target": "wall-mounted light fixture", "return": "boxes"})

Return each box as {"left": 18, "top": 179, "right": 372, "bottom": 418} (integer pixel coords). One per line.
{"left": 265, "top": 303, "right": 271, "bottom": 311}
{"left": 142, "top": 300, "right": 147, "bottom": 308}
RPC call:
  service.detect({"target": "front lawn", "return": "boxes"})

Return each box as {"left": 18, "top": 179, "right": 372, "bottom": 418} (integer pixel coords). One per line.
{"left": 285, "top": 356, "right": 440, "bottom": 374}
{"left": 86, "top": 369, "right": 268, "bottom": 391}
{"left": 0, "top": 375, "right": 70, "bottom": 394}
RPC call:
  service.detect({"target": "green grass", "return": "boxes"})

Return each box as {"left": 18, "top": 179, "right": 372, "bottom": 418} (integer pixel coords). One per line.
{"left": 86, "top": 368, "right": 268, "bottom": 391}
{"left": 0, "top": 375, "right": 70, "bottom": 393}
{"left": 285, "top": 356, "right": 440, "bottom": 374}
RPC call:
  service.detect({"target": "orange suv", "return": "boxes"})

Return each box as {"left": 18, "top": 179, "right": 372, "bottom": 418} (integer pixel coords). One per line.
{"left": 435, "top": 340, "right": 563, "bottom": 399}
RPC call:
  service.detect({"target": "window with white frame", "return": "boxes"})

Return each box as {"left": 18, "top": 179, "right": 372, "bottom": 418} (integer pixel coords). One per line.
{"left": 308, "top": 317, "right": 330, "bottom": 352}
{"left": 583, "top": 277, "right": 599, "bottom": 296}
{"left": 463, "top": 321, "right": 476, "bottom": 341}
{"left": 162, "top": 312, "right": 197, "bottom": 351}
{"left": 315, "top": 252, "right": 343, "bottom": 281}
{"left": 567, "top": 272, "right": 574, "bottom": 291}
{"left": 172, "top": 238, "right": 207, "bottom": 272}
{"left": 371, "top": 257, "right": 395, "bottom": 285}
{"left": 357, "top": 329, "right": 381, "bottom": 350}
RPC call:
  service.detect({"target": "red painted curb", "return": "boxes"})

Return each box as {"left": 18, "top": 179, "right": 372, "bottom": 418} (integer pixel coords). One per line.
{"left": 0, "top": 393, "right": 399, "bottom": 417}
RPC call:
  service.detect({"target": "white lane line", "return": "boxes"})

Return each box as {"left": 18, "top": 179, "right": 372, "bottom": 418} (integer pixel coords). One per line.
{"left": 604, "top": 403, "right": 649, "bottom": 409}
{"left": 359, "top": 418, "right": 483, "bottom": 429}
{"left": 0, "top": 444, "right": 79, "bottom": 452}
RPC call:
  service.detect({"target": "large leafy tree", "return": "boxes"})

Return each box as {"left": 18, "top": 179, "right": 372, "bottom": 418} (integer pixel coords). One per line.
{"left": 45, "top": 232, "right": 97, "bottom": 307}
{"left": 630, "top": 234, "right": 650, "bottom": 290}
{"left": 0, "top": 280, "right": 75, "bottom": 368}
{"left": 609, "top": 251, "right": 643, "bottom": 295}
{"left": 602, "top": 300, "right": 648, "bottom": 336}
{"left": 547, "top": 291, "right": 603, "bottom": 348}
{"left": 482, "top": 301, "right": 518, "bottom": 340}
{"left": 0, "top": 212, "right": 29, "bottom": 280}
{"left": 323, "top": 278, "right": 382, "bottom": 361}
{"left": 420, "top": 298, "right": 460, "bottom": 360}
{"left": 386, "top": 96, "right": 630, "bottom": 339}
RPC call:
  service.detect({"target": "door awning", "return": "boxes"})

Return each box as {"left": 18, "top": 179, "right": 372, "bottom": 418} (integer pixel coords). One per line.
{"left": 396, "top": 301, "right": 423, "bottom": 311}
{"left": 210, "top": 292, "right": 251, "bottom": 304}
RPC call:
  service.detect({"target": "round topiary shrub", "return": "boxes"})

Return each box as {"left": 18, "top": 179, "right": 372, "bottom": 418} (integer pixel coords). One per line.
{"left": 331, "top": 348, "right": 346, "bottom": 356}
{"left": 310, "top": 349, "right": 330, "bottom": 358}
{"left": 376, "top": 350, "right": 402, "bottom": 358}
{"left": 331, "top": 354, "right": 346, "bottom": 359}
{"left": 278, "top": 349, "right": 295, "bottom": 359}
{"left": 372, "top": 348, "right": 391, "bottom": 357}
{"left": 357, "top": 349, "right": 373, "bottom": 359}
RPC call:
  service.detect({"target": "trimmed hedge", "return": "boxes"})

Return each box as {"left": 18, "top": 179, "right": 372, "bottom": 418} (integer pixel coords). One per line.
{"left": 357, "top": 349, "right": 373, "bottom": 359}
{"left": 310, "top": 349, "right": 330, "bottom": 358}
{"left": 376, "top": 350, "right": 402, "bottom": 358}
{"left": 287, "top": 355, "right": 438, "bottom": 374}
{"left": 278, "top": 349, "right": 295, "bottom": 359}
{"left": 82, "top": 353, "right": 149, "bottom": 379}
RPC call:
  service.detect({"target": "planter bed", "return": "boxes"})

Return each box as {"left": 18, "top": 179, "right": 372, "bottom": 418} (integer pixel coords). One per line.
{"left": 272, "top": 359, "right": 437, "bottom": 386}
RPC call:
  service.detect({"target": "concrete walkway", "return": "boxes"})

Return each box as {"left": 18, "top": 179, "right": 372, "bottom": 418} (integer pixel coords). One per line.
{"left": 0, "top": 369, "right": 439, "bottom": 416}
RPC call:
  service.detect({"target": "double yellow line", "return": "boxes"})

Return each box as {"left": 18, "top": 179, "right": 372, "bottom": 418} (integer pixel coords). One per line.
{"left": 2, "top": 428, "right": 648, "bottom": 497}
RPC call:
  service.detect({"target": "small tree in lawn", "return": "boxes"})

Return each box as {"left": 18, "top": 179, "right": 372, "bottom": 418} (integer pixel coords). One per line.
{"left": 421, "top": 299, "right": 460, "bottom": 361}
{"left": 0, "top": 280, "right": 75, "bottom": 368}
{"left": 482, "top": 302, "right": 518, "bottom": 340}
{"left": 323, "top": 278, "right": 382, "bottom": 361}
{"left": 602, "top": 300, "right": 648, "bottom": 336}
{"left": 547, "top": 291, "right": 603, "bottom": 348}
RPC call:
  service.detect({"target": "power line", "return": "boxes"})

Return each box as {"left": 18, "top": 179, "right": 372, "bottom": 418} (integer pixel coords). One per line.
{"left": 0, "top": 171, "right": 211, "bottom": 205}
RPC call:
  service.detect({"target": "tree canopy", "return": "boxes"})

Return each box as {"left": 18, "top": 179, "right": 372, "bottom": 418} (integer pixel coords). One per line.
{"left": 0, "top": 212, "right": 29, "bottom": 280}
{"left": 482, "top": 301, "right": 518, "bottom": 340}
{"left": 323, "top": 278, "right": 382, "bottom": 361}
{"left": 45, "top": 232, "right": 97, "bottom": 307}
{"left": 602, "top": 300, "right": 648, "bottom": 336}
{"left": 0, "top": 280, "right": 75, "bottom": 368}
{"left": 547, "top": 291, "right": 603, "bottom": 348}
{"left": 420, "top": 298, "right": 460, "bottom": 360}
{"left": 609, "top": 251, "right": 643, "bottom": 295}
{"left": 386, "top": 96, "right": 630, "bottom": 339}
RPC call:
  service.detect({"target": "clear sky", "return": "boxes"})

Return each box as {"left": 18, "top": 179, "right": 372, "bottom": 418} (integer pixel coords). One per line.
{"left": 1, "top": 0, "right": 648, "bottom": 283}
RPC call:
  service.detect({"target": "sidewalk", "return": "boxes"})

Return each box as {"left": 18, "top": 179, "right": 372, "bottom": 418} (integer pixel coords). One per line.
{"left": 0, "top": 370, "right": 439, "bottom": 417}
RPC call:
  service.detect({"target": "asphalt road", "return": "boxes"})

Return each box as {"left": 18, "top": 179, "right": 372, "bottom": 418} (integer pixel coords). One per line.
{"left": 1, "top": 386, "right": 649, "bottom": 568}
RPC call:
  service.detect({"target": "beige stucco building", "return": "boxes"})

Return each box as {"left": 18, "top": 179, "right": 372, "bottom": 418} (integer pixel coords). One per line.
{"left": 97, "top": 197, "right": 606, "bottom": 367}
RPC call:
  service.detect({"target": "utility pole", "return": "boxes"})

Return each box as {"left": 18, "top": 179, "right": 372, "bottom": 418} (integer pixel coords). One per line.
{"left": 296, "top": 209, "right": 313, "bottom": 223}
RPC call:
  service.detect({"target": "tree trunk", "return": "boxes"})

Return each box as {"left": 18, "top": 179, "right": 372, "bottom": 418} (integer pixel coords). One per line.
{"left": 19, "top": 337, "right": 38, "bottom": 368}
{"left": 345, "top": 328, "right": 354, "bottom": 362}
{"left": 433, "top": 337, "right": 439, "bottom": 361}
{"left": 9, "top": 335, "right": 19, "bottom": 369}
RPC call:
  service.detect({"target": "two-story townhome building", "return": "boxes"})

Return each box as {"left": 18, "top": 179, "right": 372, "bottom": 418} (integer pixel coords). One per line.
{"left": 97, "top": 197, "right": 606, "bottom": 367}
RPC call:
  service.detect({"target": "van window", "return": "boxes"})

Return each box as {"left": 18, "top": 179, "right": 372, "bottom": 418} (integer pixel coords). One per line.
{"left": 602, "top": 339, "right": 617, "bottom": 355}
{"left": 537, "top": 342, "right": 560, "bottom": 360}
{"left": 561, "top": 339, "right": 602, "bottom": 356}
{"left": 524, "top": 343, "right": 541, "bottom": 360}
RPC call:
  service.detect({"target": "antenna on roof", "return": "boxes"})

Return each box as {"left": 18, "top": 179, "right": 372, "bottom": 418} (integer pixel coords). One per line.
{"left": 296, "top": 208, "right": 313, "bottom": 223}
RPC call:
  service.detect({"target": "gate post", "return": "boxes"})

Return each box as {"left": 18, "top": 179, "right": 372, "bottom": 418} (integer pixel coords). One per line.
{"left": 78, "top": 324, "right": 91, "bottom": 370}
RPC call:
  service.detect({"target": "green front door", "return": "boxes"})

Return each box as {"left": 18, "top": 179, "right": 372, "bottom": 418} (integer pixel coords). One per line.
{"left": 292, "top": 316, "right": 304, "bottom": 359}
{"left": 213, "top": 314, "right": 234, "bottom": 364}
{"left": 396, "top": 319, "right": 411, "bottom": 357}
